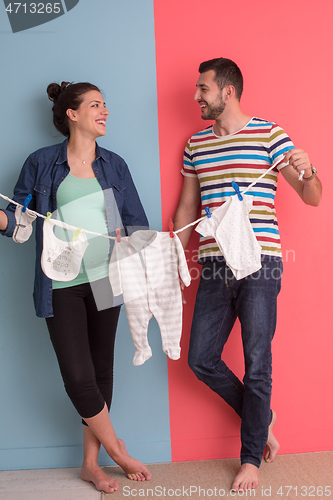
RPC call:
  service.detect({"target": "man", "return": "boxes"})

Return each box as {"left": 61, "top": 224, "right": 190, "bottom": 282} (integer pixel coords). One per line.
{"left": 174, "top": 58, "right": 322, "bottom": 491}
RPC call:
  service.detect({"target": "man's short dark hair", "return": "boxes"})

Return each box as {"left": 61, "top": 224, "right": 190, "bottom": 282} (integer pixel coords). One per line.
{"left": 199, "top": 58, "right": 243, "bottom": 100}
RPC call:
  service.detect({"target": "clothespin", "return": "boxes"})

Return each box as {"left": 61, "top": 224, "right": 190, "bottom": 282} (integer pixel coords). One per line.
{"left": 298, "top": 170, "right": 305, "bottom": 181}
{"left": 45, "top": 212, "right": 52, "bottom": 222}
{"left": 231, "top": 181, "right": 243, "bottom": 201}
{"left": 22, "top": 194, "right": 32, "bottom": 213}
{"left": 168, "top": 218, "right": 174, "bottom": 238}
{"left": 72, "top": 228, "right": 81, "bottom": 242}
{"left": 116, "top": 228, "right": 121, "bottom": 242}
{"left": 205, "top": 207, "right": 212, "bottom": 218}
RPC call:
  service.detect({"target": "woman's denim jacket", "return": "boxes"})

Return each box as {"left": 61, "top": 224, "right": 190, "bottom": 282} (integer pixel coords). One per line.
{"left": 0, "top": 138, "right": 149, "bottom": 318}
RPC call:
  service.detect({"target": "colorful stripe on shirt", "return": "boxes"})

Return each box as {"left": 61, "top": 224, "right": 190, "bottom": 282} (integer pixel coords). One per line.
{"left": 181, "top": 117, "right": 294, "bottom": 260}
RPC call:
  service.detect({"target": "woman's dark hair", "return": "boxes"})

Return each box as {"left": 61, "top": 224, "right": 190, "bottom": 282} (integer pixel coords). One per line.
{"left": 47, "top": 81, "right": 100, "bottom": 136}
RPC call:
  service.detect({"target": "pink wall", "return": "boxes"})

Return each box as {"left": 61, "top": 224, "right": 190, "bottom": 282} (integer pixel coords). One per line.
{"left": 154, "top": 0, "right": 333, "bottom": 461}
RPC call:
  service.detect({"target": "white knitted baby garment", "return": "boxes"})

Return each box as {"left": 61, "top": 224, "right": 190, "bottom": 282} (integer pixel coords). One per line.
{"left": 195, "top": 194, "right": 262, "bottom": 280}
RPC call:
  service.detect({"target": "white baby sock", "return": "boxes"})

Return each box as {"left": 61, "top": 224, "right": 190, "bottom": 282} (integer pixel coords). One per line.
{"left": 13, "top": 206, "right": 37, "bottom": 243}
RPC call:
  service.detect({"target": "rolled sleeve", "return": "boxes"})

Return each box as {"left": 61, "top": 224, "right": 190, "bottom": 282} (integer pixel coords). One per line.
{"left": 0, "top": 208, "right": 16, "bottom": 237}
{"left": 1, "top": 152, "right": 38, "bottom": 238}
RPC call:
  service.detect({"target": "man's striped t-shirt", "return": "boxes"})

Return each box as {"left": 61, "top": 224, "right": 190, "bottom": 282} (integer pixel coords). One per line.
{"left": 182, "top": 117, "right": 295, "bottom": 261}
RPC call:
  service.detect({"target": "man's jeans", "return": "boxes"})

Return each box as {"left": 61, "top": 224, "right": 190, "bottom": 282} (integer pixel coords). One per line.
{"left": 188, "top": 258, "right": 283, "bottom": 468}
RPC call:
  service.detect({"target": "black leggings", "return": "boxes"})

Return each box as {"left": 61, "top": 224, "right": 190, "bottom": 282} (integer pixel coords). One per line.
{"left": 46, "top": 278, "right": 121, "bottom": 422}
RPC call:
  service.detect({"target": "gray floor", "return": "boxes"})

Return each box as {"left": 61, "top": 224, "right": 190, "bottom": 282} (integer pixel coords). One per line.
{"left": 0, "top": 467, "right": 100, "bottom": 500}
{"left": 1, "top": 452, "right": 332, "bottom": 500}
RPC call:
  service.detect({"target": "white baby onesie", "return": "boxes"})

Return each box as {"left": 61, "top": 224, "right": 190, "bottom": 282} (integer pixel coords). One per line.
{"left": 41, "top": 218, "right": 89, "bottom": 281}
{"left": 109, "top": 230, "right": 191, "bottom": 366}
{"left": 195, "top": 194, "right": 262, "bottom": 280}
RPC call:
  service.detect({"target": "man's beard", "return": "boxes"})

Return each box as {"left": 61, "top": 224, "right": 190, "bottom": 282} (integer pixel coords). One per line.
{"left": 202, "top": 96, "right": 226, "bottom": 120}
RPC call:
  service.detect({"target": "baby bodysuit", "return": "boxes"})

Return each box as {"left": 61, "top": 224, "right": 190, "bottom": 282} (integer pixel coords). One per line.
{"left": 109, "top": 230, "right": 191, "bottom": 365}
{"left": 195, "top": 194, "right": 262, "bottom": 280}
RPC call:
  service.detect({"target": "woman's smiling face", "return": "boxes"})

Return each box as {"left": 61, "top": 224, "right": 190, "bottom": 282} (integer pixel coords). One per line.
{"left": 67, "top": 90, "right": 109, "bottom": 138}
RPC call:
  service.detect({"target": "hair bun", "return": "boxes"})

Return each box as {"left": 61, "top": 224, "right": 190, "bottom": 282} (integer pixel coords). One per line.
{"left": 47, "top": 81, "right": 72, "bottom": 102}
{"left": 47, "top": 81, "right": 100, "bottom": 137}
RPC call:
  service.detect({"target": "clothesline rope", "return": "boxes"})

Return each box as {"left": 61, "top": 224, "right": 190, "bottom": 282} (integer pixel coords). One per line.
{"left": 241, "top": 163, "right": 277, "bottom": 195}
{"left": 174, "top": 215, "right": 205, "bottom": 234}
{"left": 0, "top": 193, "right": 117, "bottom": 241}
{"left": 175, "top": 162, "right": 280, "bottom": 234}
{"left": 0, "top": 192, "right": 205, "bottom": 238}
{"left": 0, "top": 162, "right": 282, "bottom": 240}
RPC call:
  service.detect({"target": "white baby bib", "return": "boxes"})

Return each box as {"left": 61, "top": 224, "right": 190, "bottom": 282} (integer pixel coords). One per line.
{"left": 41, "top": 218, "right": 89, "bottom": 281}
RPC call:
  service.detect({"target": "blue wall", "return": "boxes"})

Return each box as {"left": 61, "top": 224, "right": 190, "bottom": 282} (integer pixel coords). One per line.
{"left": 0, "top": 0, "right": 171, "bottom": 470}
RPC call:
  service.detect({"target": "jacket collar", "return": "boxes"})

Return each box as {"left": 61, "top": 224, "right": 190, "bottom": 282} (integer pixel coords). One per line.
{"left": 95, "top": 142, "right": 108, "bottom": 162}
{"left": 55, "top": 137, "right": 108, "bottom": 165}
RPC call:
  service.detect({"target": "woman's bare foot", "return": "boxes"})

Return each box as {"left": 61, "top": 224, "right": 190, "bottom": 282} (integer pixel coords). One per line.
{"left": 264, "top": 410, "right": 280, "bottom": 462}
{"left": 231, "top": 463, "right": 259, "bottom": 491}
{"left": 116, "top": 439, "right": 152, "bottom": 481}
{"left": 81, "top": 463, "right": 119, "bottom": 493}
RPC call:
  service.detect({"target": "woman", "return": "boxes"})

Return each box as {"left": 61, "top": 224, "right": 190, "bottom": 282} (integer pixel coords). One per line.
{"left": 0, "top": 82, "right": 151, "bottom": 493}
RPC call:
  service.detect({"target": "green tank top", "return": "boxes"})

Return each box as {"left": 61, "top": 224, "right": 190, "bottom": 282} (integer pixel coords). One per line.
{"left": 52, "top": 173, "right": 110, "bottom": 289}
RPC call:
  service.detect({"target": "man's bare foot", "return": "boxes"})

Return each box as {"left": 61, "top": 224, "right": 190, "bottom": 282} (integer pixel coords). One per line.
{"left": 264, "top": 410, "right": 280, "bottom": 462}
{"left": 81, "top": 463, "right": 119, "bottom": 493}
{"left": 116, "top": 439, "right": 152, "bottom": 481}
{"left": 231, "top": 463, "right": 259, "bottom": 491}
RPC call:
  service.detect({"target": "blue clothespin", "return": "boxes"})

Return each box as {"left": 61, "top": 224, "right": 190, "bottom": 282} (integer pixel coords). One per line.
{"left": 22, "top": 194, "right": 32, "bottom": 213}
{"left": 231, "top": 181, "right": 243, "bottom": 201}
{"left": 205, "top": 206, "right": 212, "bottom": 218}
